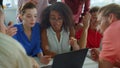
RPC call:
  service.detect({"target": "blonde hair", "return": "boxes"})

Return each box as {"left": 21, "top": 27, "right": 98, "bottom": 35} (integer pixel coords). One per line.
{"left": 0, "top": 33, "right": 32, "bottom": 68}
{"left": 98, "top": 3, "right": 120, "bottom": 19}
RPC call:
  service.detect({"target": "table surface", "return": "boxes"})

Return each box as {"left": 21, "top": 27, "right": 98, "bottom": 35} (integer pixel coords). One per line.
{"left": 40, "top": 57, "right": 98, "bottom": 68}
{"left": 83, "top": 57, "right": 98, "bottom": 68}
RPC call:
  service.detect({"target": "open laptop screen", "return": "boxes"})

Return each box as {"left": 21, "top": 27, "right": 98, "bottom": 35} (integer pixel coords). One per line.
{"left": 52, "top": 48, "right": 88, "bottom": 68}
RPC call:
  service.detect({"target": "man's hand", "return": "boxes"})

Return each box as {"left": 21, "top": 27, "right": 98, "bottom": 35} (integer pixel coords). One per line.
{"left": 90, "top": 48, "right": 100, "bottom": 62}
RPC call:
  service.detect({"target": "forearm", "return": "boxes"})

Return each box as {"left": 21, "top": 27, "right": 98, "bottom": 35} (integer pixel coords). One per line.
{"left": 70, "top": 37, "right": 80, "bottom": 50}
{"left": 0, "top": 23, "right": 6, "bottom": 34}
{"left": 78, "top": 12, "right": 91, "bottom": 49}
{"left": 43, "top": 50, "right": 56, "bottom": 58}
{"left": 99, "top": 58, "right": 113, "bottom": 68}
{"left": 78, "top": 27, "right": 88, "bottom": 49}
{"left": 0, "top": 12, "right": 6, "bottom": 34}
{"left": 72, "top": 44, "right": 80, "bottom": 51}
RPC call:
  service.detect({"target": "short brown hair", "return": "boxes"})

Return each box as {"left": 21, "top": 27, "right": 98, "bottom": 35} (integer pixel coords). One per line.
{"left": 20, "top": 2, "right": 36, "bottom": 15}
{"left": 89, "top": 6, "right": 100, "bottom": 14}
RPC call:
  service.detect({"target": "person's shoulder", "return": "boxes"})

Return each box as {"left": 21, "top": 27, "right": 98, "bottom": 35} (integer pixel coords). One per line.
{"left": 34, "top": 23, "right": 40, "bottom": 27}
{"left": 111, "top": 21, "right": 120, "bottom": 30}
{"left": 14, "top": 23, "right": 23, "bottom": 32}
{"left": 33, "top": 23, "right": 40, "bottom": 29}
{"left": 105, "top": 21, "right": 120, "bottom": 34}
{"left": 14, "top": 23, "right": 22, "bottom": 29}
{"left": 14, "top": 23, "right": 22, "bottom": 27}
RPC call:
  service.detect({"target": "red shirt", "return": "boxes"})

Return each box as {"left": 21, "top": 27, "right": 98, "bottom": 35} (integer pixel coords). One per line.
{"left": 75, "top": 28, "right": 102, "bottom": 48}
{"left": 100, "top": 21, "right": 120, "bottom": 66}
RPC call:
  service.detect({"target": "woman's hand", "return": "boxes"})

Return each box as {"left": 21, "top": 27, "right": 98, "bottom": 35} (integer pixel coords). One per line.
{"left": 30, "top": 57, "right": 40, "bottom": 68}
{"left": 82, "top": 12, "right": 91, "bottom": 29}
{"left": 69, "top": 37, "right": 80, "bottom": 50}
{"left": 40, "top": 55, "right": 51, "bottom": 64}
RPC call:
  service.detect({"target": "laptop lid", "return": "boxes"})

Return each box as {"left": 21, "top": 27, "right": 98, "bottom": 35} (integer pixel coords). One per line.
{"left": 52, "top": 48, "right": 88, "bottom": 68}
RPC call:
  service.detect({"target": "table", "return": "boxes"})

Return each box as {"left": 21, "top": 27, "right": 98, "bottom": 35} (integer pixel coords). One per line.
{"left": 83, "top": 57, "right": 98, "bottom": 68}
{"left": 40, "top": 57, "right": 98, "bottom": 68}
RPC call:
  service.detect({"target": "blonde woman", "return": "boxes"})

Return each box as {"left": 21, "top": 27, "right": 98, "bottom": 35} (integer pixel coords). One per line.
{"left": 0, "top": 33, "right": 33, "bottom": 68}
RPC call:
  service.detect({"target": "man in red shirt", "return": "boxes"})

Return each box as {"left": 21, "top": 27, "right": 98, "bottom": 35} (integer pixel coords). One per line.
{"left": 75, "top": 6, "right": 102, "bottom": 48}
{"left": 91, "top": 3, "right": 120, "bottom": 68}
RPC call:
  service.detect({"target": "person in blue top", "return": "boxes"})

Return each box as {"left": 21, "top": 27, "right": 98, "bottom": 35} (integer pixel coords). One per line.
{"left": 13, "top": 22, "right": 41, "bottom": 57}
{"left": 13, "top": 2, "right": 51, "bottom": 65}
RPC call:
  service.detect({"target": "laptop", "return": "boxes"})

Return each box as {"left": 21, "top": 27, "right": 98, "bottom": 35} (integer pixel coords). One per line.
{"left": 41, "top": 48, "right": 88, "bottom": 68}
{"left": 52, "top": 48, "right": 88, "bottom": 68}
{"left": 41, "top": 65, "right": 52, "bottom": 68}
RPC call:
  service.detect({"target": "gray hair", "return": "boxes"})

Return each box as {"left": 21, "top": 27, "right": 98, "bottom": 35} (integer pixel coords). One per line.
{"left": 0, "top": 33, "right": 32, "bottom": 68}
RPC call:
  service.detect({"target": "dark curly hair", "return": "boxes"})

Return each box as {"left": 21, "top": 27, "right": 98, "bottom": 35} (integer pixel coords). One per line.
{"left": 41, "top": 2, "right": 74, "bottom": 32}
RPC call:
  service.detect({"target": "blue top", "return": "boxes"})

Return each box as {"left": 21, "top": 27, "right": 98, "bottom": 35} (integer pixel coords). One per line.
{"left": 13, "top": 23, "right": 42, "bottom": 57}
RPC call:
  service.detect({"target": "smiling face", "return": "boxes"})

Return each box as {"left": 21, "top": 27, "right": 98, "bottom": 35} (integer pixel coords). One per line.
{"left": 21, "top": 8, "right": 37, "bottom": 28}
{"left": 97, "top": 12, "right": 110, "bottom": 34}
{"left": 49, "top": 10, "right": 63, "bottom": 32}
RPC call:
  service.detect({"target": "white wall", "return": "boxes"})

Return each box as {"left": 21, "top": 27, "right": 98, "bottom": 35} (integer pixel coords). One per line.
{"left": 4, "top": 8, "right": 17, "bottom": 25}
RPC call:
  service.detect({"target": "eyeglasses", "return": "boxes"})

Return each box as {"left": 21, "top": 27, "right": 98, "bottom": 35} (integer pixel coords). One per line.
{"left": 50, "top": 18, "right": 63, "bottom": 22}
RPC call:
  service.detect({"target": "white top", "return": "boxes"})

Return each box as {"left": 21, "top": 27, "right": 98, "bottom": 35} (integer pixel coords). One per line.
{"left": 47, "top": 27, "right": 71, "bottom": 54}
